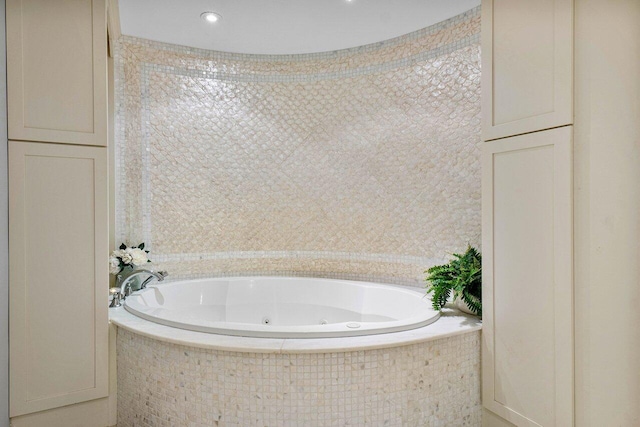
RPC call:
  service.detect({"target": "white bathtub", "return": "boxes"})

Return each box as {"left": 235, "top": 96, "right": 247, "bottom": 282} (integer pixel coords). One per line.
{"left": 123, "top": 276, "right": 440, "bottom": 338}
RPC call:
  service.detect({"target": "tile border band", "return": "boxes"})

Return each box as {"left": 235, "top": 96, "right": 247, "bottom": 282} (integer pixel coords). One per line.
{"left": 139, "top": 33, "right": 479, "bottom": 83}
{"left": 152, "top": 250, "right": 444, "bottom": 266}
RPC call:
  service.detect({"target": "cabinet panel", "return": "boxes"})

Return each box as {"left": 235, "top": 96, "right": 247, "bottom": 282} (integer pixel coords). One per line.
{"left": 482, "top": 0, "right": 573, "bottom": 141}
{"left": 7, "top": 0, "right": 107, "bottom": 145}
{"left": 9, "top": 141, "right": 108, "bottom": 416}
{"left": 482, "top": 127, "right": 573, "bottom": 426}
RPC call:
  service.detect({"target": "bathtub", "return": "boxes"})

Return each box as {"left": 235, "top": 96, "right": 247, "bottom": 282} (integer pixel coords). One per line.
{"left": 123, "top": 276, "right": 440, "bottom": 338}
{"left": 111, "top": 276, "right": 482, "bottom": 426}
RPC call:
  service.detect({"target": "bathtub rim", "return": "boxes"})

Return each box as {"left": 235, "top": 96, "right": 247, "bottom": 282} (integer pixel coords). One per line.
{"left": 122, "top": 276, "right": 442, "bottom": 339}
{"left": 109, "top": 304, "right": 481, "bottom": 354}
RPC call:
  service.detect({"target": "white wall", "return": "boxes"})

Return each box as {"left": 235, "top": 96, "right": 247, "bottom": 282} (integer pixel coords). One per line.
{"left": 574, "top": 0, "right": 640, "bottom": 425}
{"left": 0, "top": 1, "right": 9, "bottom": 425}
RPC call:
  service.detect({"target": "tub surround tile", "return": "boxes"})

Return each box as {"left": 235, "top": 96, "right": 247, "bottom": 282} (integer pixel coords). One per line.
{"left": 116, "top": 323, "right": 481, "bottom": 426}
{"left": 113, "top": 8, "right": 482, "bottom": 284}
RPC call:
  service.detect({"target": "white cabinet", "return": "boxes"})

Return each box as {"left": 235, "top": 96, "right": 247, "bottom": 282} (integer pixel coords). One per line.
{"left": 482, "top": 2, "right": 575, "bottom": 424}
{"left": 6, "top": 0, "right": 107, "bottom": 145}
{"left": 6, "top": 0, "right": 111, "bottom": 421}
{"left": 482, "top": 127, "right": 573, "bottom": 426}
{"left": 481, "top": 0, "right": 573, "bottom": 141}
{"left": 8, "top": 141, "right": 109, "bottom": 416}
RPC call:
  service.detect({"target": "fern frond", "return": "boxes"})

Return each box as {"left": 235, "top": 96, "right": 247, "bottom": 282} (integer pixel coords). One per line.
{"left": 462, "top": 288, "right": 482, "bottom": 316}
{"left": 429, "top": 286, "right": 451, "bottom": 311}
{"left": 424, "top": 245, "right": 482, "bottom": 317}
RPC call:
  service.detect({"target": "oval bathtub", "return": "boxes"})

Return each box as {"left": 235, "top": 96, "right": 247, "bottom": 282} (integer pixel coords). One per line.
{"left": 124, "top": 276, "right": 440, "bottom": 338}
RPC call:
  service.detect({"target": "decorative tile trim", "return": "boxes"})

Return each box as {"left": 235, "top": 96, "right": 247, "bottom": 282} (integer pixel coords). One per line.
{"left": 162, "top": 271, "right": 426, "bottom": 288}
{"left": 139, "top": 68, "right": 153, "bottom": 248}
{"left": 138, "top": 33, "right": 479, "bottom": 83}
{"left": 154, "top": 251, "right": 436, "bottom": 265}
{"left": 153, "top": 250, "right": 440, "bottom": 266}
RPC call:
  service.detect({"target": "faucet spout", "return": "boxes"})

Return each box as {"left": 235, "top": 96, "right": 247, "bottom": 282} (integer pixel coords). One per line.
{"left": 119, "top": 269, "right": 168, "bottom": 299}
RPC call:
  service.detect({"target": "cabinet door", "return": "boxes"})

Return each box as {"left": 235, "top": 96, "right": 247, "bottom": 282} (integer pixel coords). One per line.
{"left": 482, "top": 127, "right": 573, "bottom": 426}
{"left": 7, "top": 0, "right": 107, "bottom": 145}
{"left": 9, "top": 141, "right": 108, "bottom": 416}
{"left": 481, "top": 0, "right": 573, "bottom": 141}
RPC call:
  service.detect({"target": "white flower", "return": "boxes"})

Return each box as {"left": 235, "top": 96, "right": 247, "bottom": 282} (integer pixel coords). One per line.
{"left": 126, "top": 247, "right": 148, "bottom": 266}
{"left": 119, "top": 249, "right": 133, "bottom": 265}
{"left": 110, "top": 244, "right": 151, "bottom": 274}
{"left": 109, "top": 256, "right": 121, "bottom": 275}
{"left": 111, "top": 249, "right": 125, "bottom": 258}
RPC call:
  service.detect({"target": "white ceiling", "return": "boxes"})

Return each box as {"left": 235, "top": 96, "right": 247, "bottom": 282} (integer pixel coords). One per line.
{"left": 118, "top": 0, "right": 480, "bottom": 55}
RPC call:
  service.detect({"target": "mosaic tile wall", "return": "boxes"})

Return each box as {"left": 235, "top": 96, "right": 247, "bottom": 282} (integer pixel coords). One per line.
{"left": 117, "top": 329, "right": 481, "bottom": 426}
{"left": 114, "top": 7, "right": 481, "bottom": 286}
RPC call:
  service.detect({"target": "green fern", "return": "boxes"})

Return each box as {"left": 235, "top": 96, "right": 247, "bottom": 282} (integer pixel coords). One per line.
{"left": 425, "top": 246, "right": 482, "bottom": 316}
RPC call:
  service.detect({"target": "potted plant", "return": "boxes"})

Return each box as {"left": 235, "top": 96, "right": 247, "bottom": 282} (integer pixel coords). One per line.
{"left": 425, "top": 246, "right": 482, "bottom": 316}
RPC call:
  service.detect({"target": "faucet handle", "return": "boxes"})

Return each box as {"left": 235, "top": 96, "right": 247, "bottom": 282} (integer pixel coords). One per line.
{"left": 109, "top": 287, "right": 123, "bottom": 308}
{"left": 139, "top": 270, "right": 169, "bottom": 290}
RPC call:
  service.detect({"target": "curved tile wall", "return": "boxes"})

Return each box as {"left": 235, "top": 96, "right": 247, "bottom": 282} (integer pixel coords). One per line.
{"left": 117, "top": 328, "right": 481, "bottom": 426}
{"left": 114, "top": 7, "right": 481, "bottom": 286}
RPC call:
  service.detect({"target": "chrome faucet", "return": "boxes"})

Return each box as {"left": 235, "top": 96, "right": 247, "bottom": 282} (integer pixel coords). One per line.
{"left": 119, "top": 269, "right": 168, "bottom": 299}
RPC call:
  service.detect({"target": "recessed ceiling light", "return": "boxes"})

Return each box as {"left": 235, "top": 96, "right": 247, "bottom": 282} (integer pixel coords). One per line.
{"left": 200, "top": 12, "right": 222, "bottom": 23}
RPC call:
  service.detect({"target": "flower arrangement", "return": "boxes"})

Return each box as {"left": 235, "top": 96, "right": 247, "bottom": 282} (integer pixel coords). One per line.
{"left": 109, "top": 243, "right": 151, "bottom": 275}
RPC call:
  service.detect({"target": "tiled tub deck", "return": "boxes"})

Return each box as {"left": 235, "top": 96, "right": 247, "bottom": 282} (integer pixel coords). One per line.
{"left": 114, "top": 311, "right": 481, "bottom": 426}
